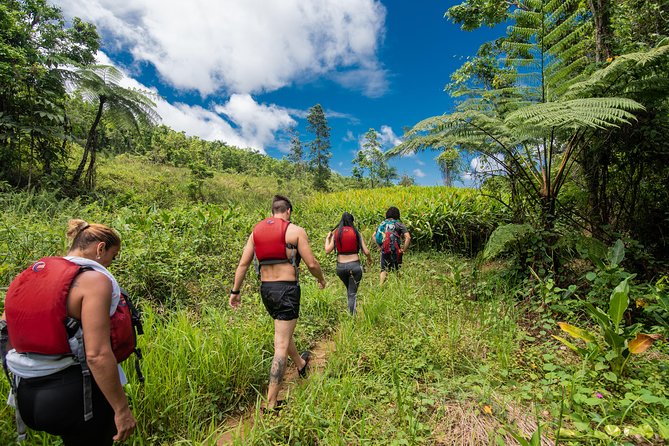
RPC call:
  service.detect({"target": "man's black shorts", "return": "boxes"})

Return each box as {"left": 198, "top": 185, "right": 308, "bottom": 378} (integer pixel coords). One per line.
{"left": 260, "top": 281, "right": 300, "bottom": 320}
{"left": 380, "top": 252, "right": 402, "bottom": 272}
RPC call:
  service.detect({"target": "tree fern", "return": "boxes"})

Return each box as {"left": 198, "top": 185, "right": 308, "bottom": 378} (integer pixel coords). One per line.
{"left": 389, "top": 0, "right": 648, "bottom": 241}
{"left": 71, "top": 65, "right": 159, "bottom": 188}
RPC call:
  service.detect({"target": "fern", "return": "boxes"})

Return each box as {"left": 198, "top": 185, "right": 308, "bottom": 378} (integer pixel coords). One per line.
{"left": 483, "top": 223, "right": 534, "bottom": 261}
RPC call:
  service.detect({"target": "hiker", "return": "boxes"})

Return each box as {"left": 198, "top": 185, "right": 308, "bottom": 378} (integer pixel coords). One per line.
{"left": 229, "top": 195, "right": 326, "bottom": 410}
{"left": 375, "top": 206, "right": 411, "bottom": 284}
{"left": 324, "top": 212, "right": 372, "bottom": 315}
{"left": 1, "top": 220, "right": 136, "bottom": 445}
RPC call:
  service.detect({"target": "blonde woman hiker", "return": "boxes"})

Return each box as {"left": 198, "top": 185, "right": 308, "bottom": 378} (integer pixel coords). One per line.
{"left": 1, "top": 220, "right": 136, "bottom": 445}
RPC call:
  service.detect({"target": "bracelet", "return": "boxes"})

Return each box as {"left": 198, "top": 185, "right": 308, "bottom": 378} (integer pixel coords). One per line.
{"left": 230, "top": 289, "right": 240, "bottom": 295}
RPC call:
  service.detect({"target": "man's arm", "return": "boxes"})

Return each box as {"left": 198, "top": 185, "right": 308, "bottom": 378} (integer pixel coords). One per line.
{"left": 402, "top": 231, "right": 411, "bottom": 251}
{"left": 296, "top": 227, "right": 326, "bottom": 288}
{"left": 230, "top": 233, "right": 255, "bottom": 308}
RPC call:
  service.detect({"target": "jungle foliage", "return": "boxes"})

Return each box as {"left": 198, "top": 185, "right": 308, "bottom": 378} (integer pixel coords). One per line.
{"left": 389, "top": 0, "right": 669, "bottom": 270}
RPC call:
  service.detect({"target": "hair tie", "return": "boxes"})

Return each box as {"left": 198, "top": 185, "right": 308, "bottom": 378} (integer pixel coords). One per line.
{"left": 81, "top": 223, "right": 90, "bottom": 231}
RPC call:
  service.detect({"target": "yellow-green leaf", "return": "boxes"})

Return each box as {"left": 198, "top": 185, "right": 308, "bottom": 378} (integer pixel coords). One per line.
{"left": 558, "top": 322, "right": 596, "bottom": 343}
{"left": 552, "top": 335, "right": 581, "bottom": 353}
{"left": 558, "top": 428, "right": 580, "bottom": 438}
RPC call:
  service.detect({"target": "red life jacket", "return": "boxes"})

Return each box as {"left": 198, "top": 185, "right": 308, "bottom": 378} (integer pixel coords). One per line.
{"left": 253, "top": 217, "right": 293, "bottom": 264}
{"left": 4, "top": 257, "right": 136, "bottom": 363}
{"left": 334, "top": 227, "right": 360, "bottom": 254}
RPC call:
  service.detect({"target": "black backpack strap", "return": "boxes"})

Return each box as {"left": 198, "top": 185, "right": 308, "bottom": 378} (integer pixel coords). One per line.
{"left": 119, "top": 289, "right": 144, "bottom": 383}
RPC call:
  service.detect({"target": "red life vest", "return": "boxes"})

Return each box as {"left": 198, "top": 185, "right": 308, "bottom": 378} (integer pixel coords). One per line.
{"left": 334, "top": 227, "right": 360, "bottom": 254}
{"left": 253, "top": 218, "right": 292, "bottom": 264}
{"left": 4, "top": 257, "right": 136, "bottom": 363}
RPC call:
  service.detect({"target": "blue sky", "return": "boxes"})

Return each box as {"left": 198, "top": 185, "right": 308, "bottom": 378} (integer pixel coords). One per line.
{"left": 53, "top": 0, "right": 503, "bottom": 186}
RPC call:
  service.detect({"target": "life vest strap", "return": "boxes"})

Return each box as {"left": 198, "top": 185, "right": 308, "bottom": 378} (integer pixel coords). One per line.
{"left": 256, "top": 243, "right": 300, "bottom": 282}
{"left": 70, "top": 318, "right": 93, "bottom": 421}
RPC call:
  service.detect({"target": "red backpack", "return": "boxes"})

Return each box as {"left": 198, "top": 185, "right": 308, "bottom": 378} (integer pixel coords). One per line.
{"left": 375, "top": 219, "right": 402, "bottom": 256}
{"left": 334, "top": 227, "right": 360, "bottom": 254}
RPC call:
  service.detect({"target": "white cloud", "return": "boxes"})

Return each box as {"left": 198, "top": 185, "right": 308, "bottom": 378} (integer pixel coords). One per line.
{"left": 470, "top": 155, "right": 506, "bottom": 175}
{"left": 214, "top": 95, "right": 296, "bottom": 149}
{"left": 95, "top": 52, "right": 294, "bottom": 152}
{"left": 343, "top": 130, "right": 356, "bottom": 142}
{"left": 413, "top": 168, "right": 426, "bottom": 178}
{"left": 355, "top": 125, "right": 402, "bottom": 151}
{"left": 378, "top": 125, "right": 402, "bottom": 148}
{"left": 55, "top": 0, "right": 388, "bottom": 97}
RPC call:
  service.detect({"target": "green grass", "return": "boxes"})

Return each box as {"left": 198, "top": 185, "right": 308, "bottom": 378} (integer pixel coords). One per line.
{"left": 1, "top": 164, "right": 667, "bottom": 445}
{"left": 230, "top": 253, "right": 524, "bottom": 445}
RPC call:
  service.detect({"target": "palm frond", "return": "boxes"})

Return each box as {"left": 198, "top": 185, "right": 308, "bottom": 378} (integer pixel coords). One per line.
{"left": 506, "top": 98, "right": 644, "bottom": 135}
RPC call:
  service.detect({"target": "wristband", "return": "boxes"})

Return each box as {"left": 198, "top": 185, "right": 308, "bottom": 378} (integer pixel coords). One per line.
{"left": 230, "top": 289, "right": 240, "bottom": 295}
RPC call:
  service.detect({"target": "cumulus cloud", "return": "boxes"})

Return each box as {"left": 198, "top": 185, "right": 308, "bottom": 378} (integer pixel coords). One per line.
{"left": 413, "top": 168, "right": 426, "bottom": 178}
{"left": 55, "top": 0, "right": 388, "bottom": 97}
{"left": 214, "top": 95, "right": 296, "bottom": 148}
{"left": 95, "top": 52, "right": 294, "bottom": 152}
{"left": 378, "top": 125, "right": 402, "bottom": 148}
{"left": 355, "top": 125, "right": 402, "bottom": 150}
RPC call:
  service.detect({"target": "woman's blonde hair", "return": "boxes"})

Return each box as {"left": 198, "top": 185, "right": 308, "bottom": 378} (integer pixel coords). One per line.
{"left": 67, "top": 219, "right": 121, "bottom": 252}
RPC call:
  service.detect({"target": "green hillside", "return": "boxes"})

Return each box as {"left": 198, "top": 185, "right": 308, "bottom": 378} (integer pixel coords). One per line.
{"left": 1, "top": 156, "right": 667, "bottom": 445}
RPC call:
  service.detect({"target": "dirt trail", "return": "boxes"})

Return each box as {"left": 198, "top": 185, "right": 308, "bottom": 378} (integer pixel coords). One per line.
{"left": 216, "top": 338, "right": 335, "bottom": 445}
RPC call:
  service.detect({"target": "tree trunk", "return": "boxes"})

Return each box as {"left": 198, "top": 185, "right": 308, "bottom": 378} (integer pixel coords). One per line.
{"left": 72, "top": 97, "right": 105, "bottom": 186}
{"left": 588, "top": 0, "right": 613, "bottom": 62}
{"left": 84, "top": 131, "right": 98, "bottom": 190}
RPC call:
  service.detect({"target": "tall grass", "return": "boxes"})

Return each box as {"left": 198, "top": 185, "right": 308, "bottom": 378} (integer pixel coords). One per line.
{"left": 233, "top": 253, "right": 522, "bottom": 445}
{"left": 300, "top": 186, "right": 508, "bottom": 254}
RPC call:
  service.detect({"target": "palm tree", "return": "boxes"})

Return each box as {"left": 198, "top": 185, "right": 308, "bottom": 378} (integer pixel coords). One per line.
{"left": 71, "top": 65, "right": 159, "bottom": 188}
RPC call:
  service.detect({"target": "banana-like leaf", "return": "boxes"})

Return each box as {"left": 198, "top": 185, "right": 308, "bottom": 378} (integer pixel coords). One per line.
{"left": 584, "top": 302, "right": 610, "bottom": 330}
{"left": 558, "top": 322, "right": 596, "bottom": 343}
{"left": 609, "top": 278, "right": 630, "bottom": 328}
{"left": 608, "top": 239, "right": 625, "bottom": 267}
{"left": 603, "top": 329, "right": 625, "bottom": 351}
{"left": 628, "top": 333, "right": 663, "bottom": 354}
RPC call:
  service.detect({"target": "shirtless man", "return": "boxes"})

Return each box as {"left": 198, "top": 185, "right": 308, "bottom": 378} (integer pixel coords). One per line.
{"left": 229, "top": 195, "right": 326, "bottom": 410}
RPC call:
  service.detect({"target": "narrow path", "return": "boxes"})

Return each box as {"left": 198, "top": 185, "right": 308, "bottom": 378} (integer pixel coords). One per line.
{"left": 216, "top": 338, "right": 335, "bottom": 445}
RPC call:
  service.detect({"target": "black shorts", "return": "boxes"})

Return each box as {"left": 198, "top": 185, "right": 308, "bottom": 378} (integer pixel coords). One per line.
{"left": 380, "top": 252, "right": 402, "bottom": 272}
{"left": 260, "top": 281, "right": 301, "bottom": 320}
{"left": 17, "top": 365, "right": 116, "bottom": 446}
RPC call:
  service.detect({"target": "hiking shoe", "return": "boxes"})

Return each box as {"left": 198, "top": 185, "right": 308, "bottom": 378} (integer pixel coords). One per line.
{"left": 298, "top": 351, "right": 310, "bottom": 378}
{"left": 261, "top": 399, "right": 285, "bottom": 416}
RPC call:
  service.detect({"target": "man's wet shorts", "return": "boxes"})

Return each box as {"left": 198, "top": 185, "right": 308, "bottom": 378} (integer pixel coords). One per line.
{"left": 380, "top": 252, "right": 402, "bottom": 272}
{"left": 260, "top": 281, "right": 301, "bottom": 320}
